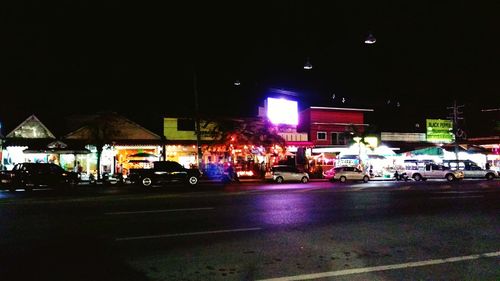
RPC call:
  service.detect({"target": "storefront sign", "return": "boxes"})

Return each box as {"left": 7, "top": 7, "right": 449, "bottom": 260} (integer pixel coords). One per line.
{"left": 266, "top": 97, "right": 298, "bottom": 125}
{"left": 381, "top": 132, "right": 426, "bottom": 142}
{"left": 426, "top": 119, "right": 454, "bottom": 143}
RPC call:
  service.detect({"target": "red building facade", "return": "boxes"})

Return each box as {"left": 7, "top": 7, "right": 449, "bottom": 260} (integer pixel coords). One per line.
{"left": 298, "top": 107, "right": 374, "bottom": 146}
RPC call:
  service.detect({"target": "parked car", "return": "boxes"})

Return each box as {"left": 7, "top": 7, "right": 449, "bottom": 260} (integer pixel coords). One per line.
{"left": 322, "top": 167, "right": 337, "bottom": 181}
{"left": 442, "top": 160, "right": 496, "bottom": 180}
{"left": 128, "top": 161, "right": 201, "bottom": 187}
{"left": 330, "top": 166, "right": 370, "bottom": 183}
{"left": 404, "top": 163, "right": 464, "bottom": 181}
{"left": 267, "top": 165, "right": 309, "bottom": 183}
{"left": 0, "top": 163, "right": 79, "bottom": 191}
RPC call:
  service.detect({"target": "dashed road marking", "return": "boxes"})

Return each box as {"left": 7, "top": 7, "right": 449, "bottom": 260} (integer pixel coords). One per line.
{"left": 116, "top": 227, "right": 262, "bottom": 241}
{"left": 256, "top": 251, "right": 500, "bottom": 281}
{"left": 105, "top": 207, "right": 214, "bottom": 215}
{"left": 430, "top": 195, "right": 484, "bottom": 200}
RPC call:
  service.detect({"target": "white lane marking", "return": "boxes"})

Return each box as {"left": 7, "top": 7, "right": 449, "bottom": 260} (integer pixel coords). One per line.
{"left": 430, "top": 195, "right": 484, "bottom": 200}
{"left": 257, "top": 251, "right": 500, "bottom": 281}
{"left": 351, "top": 186, "right": 371, "bottom": 191}
{"left": 295, "top": 187, "right": 324, "bottom": 193}
{"left": 105, "top": 207, "right": 214, "bottom": 215}
{"left": 431, "top": 191, "right": 484, "bottom": 194}
{"left": 116, "top": 227, "right": 262, "bottom": 241}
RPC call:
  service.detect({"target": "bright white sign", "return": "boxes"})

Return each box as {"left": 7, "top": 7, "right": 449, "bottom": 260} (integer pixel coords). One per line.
{"left": 266, "top": 97, "right": 298, "bottom": 125}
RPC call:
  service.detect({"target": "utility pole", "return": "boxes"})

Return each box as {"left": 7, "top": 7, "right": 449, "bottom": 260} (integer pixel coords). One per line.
{"left": 193, "top": 71, "right": 203, "bottom": 169}
{"left": 447, "top": 100, "right": 465, "bottom": 161}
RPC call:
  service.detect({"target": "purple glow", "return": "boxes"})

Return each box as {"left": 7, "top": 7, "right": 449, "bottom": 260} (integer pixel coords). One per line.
{"left": 266, "top": 97, "right": 298, "bottom": 125}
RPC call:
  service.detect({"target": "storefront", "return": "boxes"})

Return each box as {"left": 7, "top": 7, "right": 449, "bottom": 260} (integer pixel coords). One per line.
{"left": 114, "top": 145, "right": 162, "bottom": 174}
{"left": 64, "top": 113, "right": 164, "bottom": 178}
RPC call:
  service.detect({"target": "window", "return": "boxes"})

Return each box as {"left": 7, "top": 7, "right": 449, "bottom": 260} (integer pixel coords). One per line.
{"left": 431, "top": 164, "right": 440, "bottom": 171}
{"left": 317, "top": 132, "right": 327, "bottom": 140}
{"left": 156, "top": 161, "right": 183, "bottom": 171}
{"left": 49, "top": 164, "right": 63, "bottom": 173}
{"left": 177, "top": 119, "right": 195, "bottom": 131}
{"left": 330, "top": 133, "right": 346, "bottom": 145}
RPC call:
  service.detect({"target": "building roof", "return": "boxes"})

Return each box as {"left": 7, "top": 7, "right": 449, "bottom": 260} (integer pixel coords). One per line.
{"left": 6, "top": 115, "right": 56, "bottom": 139}
{"left": 65, "top": 112, "right": 161, "bottom": 141}
{"left": 309, "top": 106, "right": 374, "bottom": 112}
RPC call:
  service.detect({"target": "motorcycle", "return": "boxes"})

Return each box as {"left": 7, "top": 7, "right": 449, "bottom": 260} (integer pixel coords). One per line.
{"left": 393, "top": 171, "right": 409, "bottom": 181}
{"left": 221, "top": 171, "right": 240, "bottom": 183}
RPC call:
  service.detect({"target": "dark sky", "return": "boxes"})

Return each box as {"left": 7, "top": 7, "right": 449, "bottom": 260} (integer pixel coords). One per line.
{"left": 1, "top": 1, "right": 499, "bottom": 135}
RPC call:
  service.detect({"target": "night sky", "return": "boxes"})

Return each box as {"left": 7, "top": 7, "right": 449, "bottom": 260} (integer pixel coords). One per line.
{"left": 1, "top": 1, "right": 499, "bottom": 135}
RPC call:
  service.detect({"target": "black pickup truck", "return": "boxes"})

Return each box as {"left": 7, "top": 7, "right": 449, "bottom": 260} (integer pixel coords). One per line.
{"left": 128, "top": 161, "right": 201, "bottom": 187}
{"left": 0, "top": 163, "right": 79, "bottom": 191}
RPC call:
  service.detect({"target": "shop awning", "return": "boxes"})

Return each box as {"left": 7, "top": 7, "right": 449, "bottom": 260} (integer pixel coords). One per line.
{"left": 380, "top": 141, "right": 438, "bottom": 153}
{"left": 2, "top": 138, "right": 55, "bottom": 147}
{"left": 128, "top": 152, "right": 158, "bottom": 157}
{"left": 23, "top": 149, "right": 91, "bottom": 154}
{"left": 285, "top": 141, "right": 314, "bottom": 146}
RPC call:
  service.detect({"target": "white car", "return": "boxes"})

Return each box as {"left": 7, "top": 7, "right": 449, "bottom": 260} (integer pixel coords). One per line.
{"left": 405, "top": 163, "right": 464, "bottom": 181}
{"left": 332, "top": 167, "right": 370, "bottom": 183}
{"left": 442, "top": 160, "right": 497, "bottom": 180}
{"left": 268, "top": 165, "right": 309, "bottom": 183}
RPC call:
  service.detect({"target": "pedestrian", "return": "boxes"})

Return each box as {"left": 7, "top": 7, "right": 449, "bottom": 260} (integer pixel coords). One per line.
{"left": 226, "top": 164, "right": 239, "bottom": 182}
{"left": 394, "top": 170, "right": 400, "bottom": 180}
{"left": 76, "top": 161, "right": 83, "bottom": 174}
{"left": 260, "top": 161, "right": 266, "bottom": 179}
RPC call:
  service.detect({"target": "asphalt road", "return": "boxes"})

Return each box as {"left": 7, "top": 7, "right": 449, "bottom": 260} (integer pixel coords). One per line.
{"left": 0, "top": 179, "right": 499, "bottom": 281}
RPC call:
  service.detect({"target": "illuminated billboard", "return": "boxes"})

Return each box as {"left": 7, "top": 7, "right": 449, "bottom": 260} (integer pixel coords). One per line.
{"left": 266, "top": 97, "right": 298, "bottom": 125}
{"left": 426, "top": 119, "right": 454, "bottom": 143}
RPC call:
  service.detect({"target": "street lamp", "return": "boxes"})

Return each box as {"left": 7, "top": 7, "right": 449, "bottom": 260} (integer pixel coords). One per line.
{"left": 364, "top": 33, "right": 376, "bottom": 44}
{"left": 303, "top": 57, "right": 313, "bottom": 70}
{"left": 234, "top": 80, "right": 241, "bottom": 86}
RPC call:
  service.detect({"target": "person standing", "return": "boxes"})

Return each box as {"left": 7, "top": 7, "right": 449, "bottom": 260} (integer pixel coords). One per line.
{"left": 76, "top": 161, "right": 83, "bottom": 174}
{"left": 260, "top": 161, "right": 266, "bottom": 179}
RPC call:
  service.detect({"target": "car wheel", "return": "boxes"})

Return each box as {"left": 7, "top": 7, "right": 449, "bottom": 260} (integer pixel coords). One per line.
{"left": 413, "top": 174, "right": 422, "bottom": 181}
{"left": 275, "top": 176, "right": 284, "bottom": 183}
{"left": 363, "top": 175, "right": 369, "bottom": 183}
{"left": 301, "top": 176, "right": 308, "bottom": 183}
{"left": 23, "top": 181, "right": 34, "bottom": 192}
{"left": 446, "top": 174, "right": 455, "bottom": 182}
{"left": 187, "top": 176, "right": 199, "bottom": 186}
{"left": 339, "top": 176, "right": 347, "bottom": 183}
{"left": 485, "top": 173, "right": 494, "bottom": 180}
{"left": 141, "top": 177, "right": 152, "bottom": 187}
{"left": 67, "top": 178, "right": 78, "bottom": 188}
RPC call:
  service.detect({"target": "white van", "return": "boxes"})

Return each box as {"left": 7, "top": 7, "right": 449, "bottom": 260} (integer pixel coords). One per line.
{"left": 442, "top": 160, "right": 496, "bottom": 180}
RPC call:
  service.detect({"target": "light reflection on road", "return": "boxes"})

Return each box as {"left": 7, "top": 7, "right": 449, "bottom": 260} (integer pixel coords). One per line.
{"left": 253, "top": 192, "right": 314, "bottom": 225}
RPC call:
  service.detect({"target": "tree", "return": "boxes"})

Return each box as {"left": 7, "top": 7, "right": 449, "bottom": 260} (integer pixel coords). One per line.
{"left": 206, "top": 118, "right": 285, "bottom": 149}
{"left": 66, "top": 112, "right": 122, "bottom": 181}
{"left": 341, "top": 123, "right": 377, "bottom": 146}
